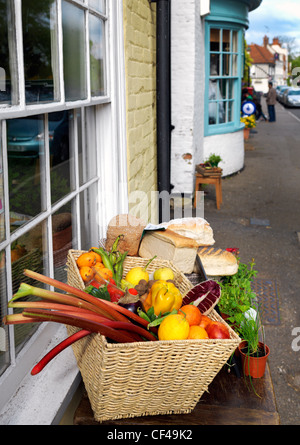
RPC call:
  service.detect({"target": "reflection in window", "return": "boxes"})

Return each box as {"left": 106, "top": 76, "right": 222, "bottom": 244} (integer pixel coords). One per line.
{"left": 7, "top": 115, "right": 44, "bottom": 231}
{"left": 22, "top": 0, "right": 59, "bottom": 104}
{"left": 10, "top": 225, "right": 46, "bottom": 354}
{"left": 62, "top": 1, "right": 87, "bottom": 101}
{"left": 89, "top": 14, "right": 106, "bottom": 96}
{"left": 89, "top": 0, "right": 105, "bottom": 14}
{"left": 78, "top": 106, "right": 98, "bottom": 186}
{"left": 0, "top": 0, "right": 18, "bottom": 105}
{"left": 52, "top": 207, "right": 74, "bottom": 282}
{"left": 49, "top": 110, "right": 72, "bottom": 205}
{"left": 79, "top": 182, "right": 98, "bottom": 250}
{"left": 208, "top": 26, "right": 240, "bottom": 128}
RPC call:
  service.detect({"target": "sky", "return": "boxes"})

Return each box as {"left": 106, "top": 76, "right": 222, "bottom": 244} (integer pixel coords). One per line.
{"left": 245, "top": 0, "right": 300, "bottom": 56}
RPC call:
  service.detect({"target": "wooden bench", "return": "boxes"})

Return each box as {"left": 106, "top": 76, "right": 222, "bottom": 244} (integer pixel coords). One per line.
{"left": 73, "top": 362, "right": 279, "bottom": 425}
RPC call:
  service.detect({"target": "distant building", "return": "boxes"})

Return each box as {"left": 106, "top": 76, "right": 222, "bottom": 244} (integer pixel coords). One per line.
{"left": 249, "top": 36, "right": 289, "bottom": 93}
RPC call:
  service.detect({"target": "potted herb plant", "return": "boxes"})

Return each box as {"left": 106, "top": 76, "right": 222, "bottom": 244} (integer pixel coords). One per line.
{"left": 206, "top": 154, "right": 222, "bottom": 168}
{"left": 218, "top": 258, "right": 257, "bottom": 329}
{"left": 196, "top": 154, "right": 223, "bottom": 176}
{"left": 237, "top": 309, "right": 270, "bottom": 379}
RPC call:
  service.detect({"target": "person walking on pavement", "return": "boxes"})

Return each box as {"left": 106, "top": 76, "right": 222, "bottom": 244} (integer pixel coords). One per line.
{"left": 266, "top": 81, "right": 276, "bottom": 122}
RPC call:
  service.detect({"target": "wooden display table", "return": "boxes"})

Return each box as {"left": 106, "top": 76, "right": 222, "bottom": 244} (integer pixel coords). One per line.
{"left": 194, "top": 173, "right": 222, "bottom": 210}
{"left": 73, "top": 362, "right": 279, "bottom": 425}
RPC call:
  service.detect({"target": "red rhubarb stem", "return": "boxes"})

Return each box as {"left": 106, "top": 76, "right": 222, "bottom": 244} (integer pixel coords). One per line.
{"left": 31, "top": 330, "right": 91, "bottom": 375}
{"left": 22, "top": 309, "right": 138, "bottom": 343}
{"left": 23, "top": 270, "right": 130, "bottom": 323}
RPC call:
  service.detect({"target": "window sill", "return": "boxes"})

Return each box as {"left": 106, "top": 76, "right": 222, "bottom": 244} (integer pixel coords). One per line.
{"left": 205, "top": 123, "right": 244, "bottom": 137}
{"left": 0, "top": 325, "right": 81, "bottom": 425}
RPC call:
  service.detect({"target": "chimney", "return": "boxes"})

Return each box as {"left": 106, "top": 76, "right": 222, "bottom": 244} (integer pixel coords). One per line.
{"left": 263, "top": 35, "right": 269, "bottom": 47}
{"left": 273, "top": 37, "right": 280, "bottom": 46}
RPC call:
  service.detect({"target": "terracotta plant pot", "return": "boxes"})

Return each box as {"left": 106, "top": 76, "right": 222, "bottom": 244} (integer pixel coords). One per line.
{"left": 238, "top": 340, "right": 270, "bottom": 378}
{"left": 244, "top": 127, "right": 250, "bottom": 140}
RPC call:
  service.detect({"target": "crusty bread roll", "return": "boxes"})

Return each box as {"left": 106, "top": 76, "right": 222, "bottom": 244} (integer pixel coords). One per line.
{"left": 105, "top": 214, "right": 146, "bottom": 256}
{"left": 138, "top": 229, "right": 199, "bottom": 273}
{"left": 162, "top": 217, "right": 215, "bottom": 246}
{"left": 194, "top": 247, "right": 238, "bottom": 276}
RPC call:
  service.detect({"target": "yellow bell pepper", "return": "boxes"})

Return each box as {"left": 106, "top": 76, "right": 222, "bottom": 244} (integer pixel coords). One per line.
{"left": 143, "top": 280, "right": 182, "bottom": 316}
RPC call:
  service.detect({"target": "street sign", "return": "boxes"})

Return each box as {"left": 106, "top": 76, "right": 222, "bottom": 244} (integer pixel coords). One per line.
{"left": 241, "top": 100, "right": 256, "bottom": 116}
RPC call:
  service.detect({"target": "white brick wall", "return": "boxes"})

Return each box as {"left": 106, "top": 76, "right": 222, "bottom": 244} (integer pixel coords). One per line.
{"left": 171, "top": 0, "right": 204, "bottom": 195}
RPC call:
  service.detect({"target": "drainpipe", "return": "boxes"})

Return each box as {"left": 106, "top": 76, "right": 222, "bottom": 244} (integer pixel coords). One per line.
{"left": 151, "top": 0, "right": 172, "bottom": 222}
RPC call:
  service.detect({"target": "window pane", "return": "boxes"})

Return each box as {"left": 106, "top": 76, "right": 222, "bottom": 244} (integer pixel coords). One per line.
{"left": 52, "top": 206, "right": 74, "bottom": 281}
{"left": 228, "top": 79, "right": 234, "bottom": 99}
{"left": 208, "top": 79, "right": 217, "bottom": 124}
{"left": 232, "top": 54, "right": 238, "bottom": 76}
{"left": 7, "top": 116, "right": 45, "bottom": 231}
{"left": 210, "top": 53, "right": 219, "bottom": 76}
{"left": 62, "top": 1, "right": 87, "bottom": 101}
{"left": 222, "top": 29, "right": 230, "bottom": 52}
{"left": 219, "top": 102, "right": 225, "bottom": 124}
{"left": 89, "top": 14, "right": 106, "bottom": 96}
{"left": 0, "top": 249, "right": 10, "bottom": 375}
{"left": 222, "top": 53, "right": 230, "bottom": 76}
{"left": 11, "top": 225, "right": 46, "bottom": 355}
{"left": 79, "top": 106, "right": 97, "bottom": 186}
{"left": 210, "top": 28, "right": 220, "bottom": 51}
{"left": 50, "top": 110, "right": 73, "bottom": 205}
{"left": 22, "top": 0, "right": 59, "bottom": 104}
{"left": 232, "top": 30, "right": 238, "bottom": 53}
{"left": 89, "top": 0, "right": 105, "bottom": 14}
{"left": 79, "top": 182, "right": 98, "bottom": 250}
{"left": 0, "top": 0, "right": 18, "bottom": 105}
{"left": 219, "top": 79, "right": 227, "bottom": 100}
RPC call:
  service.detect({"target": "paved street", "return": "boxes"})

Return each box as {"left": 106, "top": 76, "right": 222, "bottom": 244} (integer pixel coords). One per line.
{"left": 199, "top": 98, "right": 300, "bottom": 425}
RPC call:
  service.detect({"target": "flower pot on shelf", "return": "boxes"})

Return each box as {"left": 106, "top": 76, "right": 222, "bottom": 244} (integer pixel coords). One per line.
{"left": 244, "top": 127, "right": 250, "bottom": 140}
{"left": 238, "top": 340, "right": 270, "bottom": 378}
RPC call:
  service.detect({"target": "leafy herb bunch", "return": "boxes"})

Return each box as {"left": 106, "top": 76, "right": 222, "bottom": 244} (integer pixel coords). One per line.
{"left": 218, "top": 258, "right": 258, "bottom": 326}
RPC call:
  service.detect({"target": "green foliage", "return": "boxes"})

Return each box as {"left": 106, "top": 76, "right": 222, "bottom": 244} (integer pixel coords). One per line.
{"left": 237, "top": 310, "right": 261, "bottom": 355}
{"left": 243, "top": 40, "right": 253, "bottom": 85}
{"left": 205, "top": 153, "right": 222, "bottom": 167}
{"left": 218, "top": 258, "right": 257, "bottom": 326}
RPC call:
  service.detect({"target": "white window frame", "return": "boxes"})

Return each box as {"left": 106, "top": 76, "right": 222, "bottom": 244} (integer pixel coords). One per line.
{"left": 0, "top": 0, "right": 127, "bottom": 424}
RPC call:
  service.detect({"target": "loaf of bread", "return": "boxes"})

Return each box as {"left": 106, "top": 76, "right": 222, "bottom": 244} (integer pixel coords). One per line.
{"left": 194, "top": 247, "right": 238, "bottom": 276}
{"left": 105, "top": 214, "right": 146, "bottom": 256}
{"left": 138, "top": 229, "right": 199, "bottom": 273}
{"left": 162, "top": 217, "right": 215, "bottom": 246}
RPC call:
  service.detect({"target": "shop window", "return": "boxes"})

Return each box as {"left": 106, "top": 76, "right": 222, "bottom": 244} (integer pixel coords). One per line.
{"left": 205, "top": 24, "right": 243, "bottom": 135}
{"left": 0, "top": 0, "right": 126, "bottom": 410}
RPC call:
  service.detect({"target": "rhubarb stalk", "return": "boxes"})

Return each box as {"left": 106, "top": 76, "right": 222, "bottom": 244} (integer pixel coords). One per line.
{"left": 22, "top": 308, "right": 157, "bottom": 341}
{"left": 9, "top": 282, "right": 127, "bottom": 322}
{"left": 22, "top": 270, "right": 131, "bottom": 323}
{"left": 23, "top": 269, "right": 152, "bottom": 328}
{"left": 31, "top": 329, "right": 91, "bottom": 375}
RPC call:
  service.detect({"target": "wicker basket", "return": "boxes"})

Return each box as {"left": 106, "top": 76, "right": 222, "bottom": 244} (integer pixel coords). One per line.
{"left": 66, "top": 250, "right": 241, "bottom": 422}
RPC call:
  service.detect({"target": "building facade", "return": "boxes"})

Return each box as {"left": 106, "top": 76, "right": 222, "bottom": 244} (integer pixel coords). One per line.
{"left": 0, "top": 0, "right": 159, "bottom": 424}
{"left": 171, "top": 0, "right": 262, "bottom": 193}
{"left": 249, "top": 36, "right": 289, "bottom": 94}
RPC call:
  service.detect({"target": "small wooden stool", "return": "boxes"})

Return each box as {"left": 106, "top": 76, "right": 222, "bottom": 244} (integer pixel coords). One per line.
{"left": 194, "top": 173, "right": 222, "bottom": 209}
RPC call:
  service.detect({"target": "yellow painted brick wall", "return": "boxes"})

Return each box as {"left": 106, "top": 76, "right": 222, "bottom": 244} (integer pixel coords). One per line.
{"left": 123, "top": 0, "right": 158, "bottom": 224}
